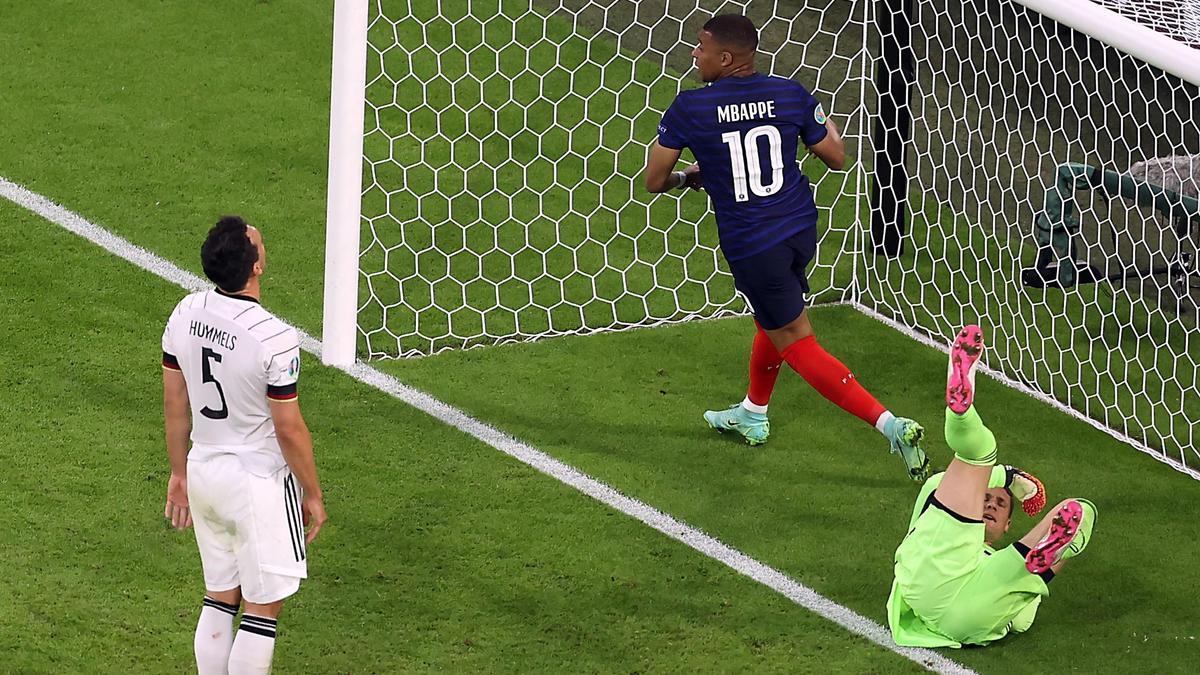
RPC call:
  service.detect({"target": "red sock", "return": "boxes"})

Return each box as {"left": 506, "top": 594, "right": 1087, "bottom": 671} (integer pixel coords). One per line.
{"left": 780, "top": 336, "right": 886, "bottom": 427}
{"left": 746, "top": 325, "right": 783, "bottom": 407}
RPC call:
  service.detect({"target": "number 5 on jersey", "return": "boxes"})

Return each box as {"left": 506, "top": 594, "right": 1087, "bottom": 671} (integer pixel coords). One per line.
{"left": 722, "top": 125, "right": 784, "bottom": 202}
{"left": 200, "top": 347, "right": 229, "bottom": 420}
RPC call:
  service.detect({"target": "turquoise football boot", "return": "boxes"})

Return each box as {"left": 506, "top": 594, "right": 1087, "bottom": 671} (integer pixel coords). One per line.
{"left": 885, "top": 416, "right": 930, "bottom": 481}
{"left": 703, "top": 404, "right": 770, "bottom": 446}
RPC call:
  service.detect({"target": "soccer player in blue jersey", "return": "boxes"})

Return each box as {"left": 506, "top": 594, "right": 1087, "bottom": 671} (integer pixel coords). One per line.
{"left": 643, "top": 14, "right": 930, "bottom": 480}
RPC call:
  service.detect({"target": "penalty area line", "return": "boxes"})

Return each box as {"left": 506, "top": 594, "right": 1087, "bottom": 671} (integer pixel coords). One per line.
{"left": 0, "top": 175, "right": 975, "bottom": 675}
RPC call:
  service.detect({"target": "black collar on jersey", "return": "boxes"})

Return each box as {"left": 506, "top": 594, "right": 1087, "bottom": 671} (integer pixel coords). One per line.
{"left": 215, "top": 288, "right": 261, "bottom": 304}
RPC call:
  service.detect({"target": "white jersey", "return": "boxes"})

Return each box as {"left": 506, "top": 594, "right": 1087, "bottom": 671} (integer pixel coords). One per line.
{"left": 162, "top": 289, "right": 301, "bottom": 476}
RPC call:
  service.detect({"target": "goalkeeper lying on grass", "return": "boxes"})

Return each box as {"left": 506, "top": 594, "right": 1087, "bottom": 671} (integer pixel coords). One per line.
{"left": 888, "top": 325, "right": 1097, "bottom": 648}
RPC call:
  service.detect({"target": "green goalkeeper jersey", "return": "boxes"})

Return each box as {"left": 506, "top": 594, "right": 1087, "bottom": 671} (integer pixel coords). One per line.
{"left": 902, "top": 468, "right": 1005, "bottom": 531}
{"left": 887, "top": 467, "right": 1048, "bottom": 648}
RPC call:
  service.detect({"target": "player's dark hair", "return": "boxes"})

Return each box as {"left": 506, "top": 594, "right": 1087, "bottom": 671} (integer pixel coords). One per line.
{"left": 703, "top": 14, "right": 759, "bottom": 52}
{"left": 200, "top": 215, "right": 259, "bottom": 293}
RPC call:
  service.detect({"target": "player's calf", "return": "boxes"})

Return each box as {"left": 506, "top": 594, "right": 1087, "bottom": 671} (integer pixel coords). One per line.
{"left": 229, "top": 605, "right": 281, "bottom": 675}
{"left": 195, "top": 596, "right": 239, "bottom": 675}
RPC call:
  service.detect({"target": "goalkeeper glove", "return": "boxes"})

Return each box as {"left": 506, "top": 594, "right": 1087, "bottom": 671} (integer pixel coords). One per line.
{"left": 1004, "top": 465, "right": 1047, "bottom": 517}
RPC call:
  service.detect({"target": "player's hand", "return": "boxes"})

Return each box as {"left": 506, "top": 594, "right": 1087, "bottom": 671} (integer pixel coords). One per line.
{"left": 1004, "top": 465, "right": 1047, "bottom": 517}
{"left": 164, "top": 472, "right": 192, "bottom": 530}
{"left": 682, "top": 163, "right": 703, "bottom": 190}
{"left": 301, "top": 493, "right": 328, "bottom": 545}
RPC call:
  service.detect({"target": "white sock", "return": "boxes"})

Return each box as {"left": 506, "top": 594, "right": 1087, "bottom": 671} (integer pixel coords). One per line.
{"left": 195, "top": 598, "right": 238, "bottom": 675}
{"left": 740, "top": 396, "right": 768, "bottom": 415}
{"left": 228, "top": 615, "right": 278, "bottom": 675}
{"left": 875, "top": 410, "right": 895, "bottom": 435}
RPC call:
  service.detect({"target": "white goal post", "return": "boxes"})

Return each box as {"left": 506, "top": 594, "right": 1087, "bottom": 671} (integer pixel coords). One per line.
{"left": 1021, "top": 0, "right": 1200, "bottom": 86}
{"left": 322, "top": 0, "right": 1200, "bottom": 479}
{"left": 322, "top": 0, "right": 369, "bottom": 367}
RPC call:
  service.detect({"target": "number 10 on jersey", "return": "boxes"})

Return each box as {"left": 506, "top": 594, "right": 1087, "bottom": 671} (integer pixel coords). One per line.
{"left": 722, "top": 125, "right": 784, "bottom": 202}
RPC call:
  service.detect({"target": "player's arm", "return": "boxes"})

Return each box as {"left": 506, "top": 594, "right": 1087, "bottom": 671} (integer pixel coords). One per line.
{"left": 808, "top": 118, "right": 846, "bottom": 171}
{"left": 163, "top": 366, "right": 192, "bottom": 529}
{"left": 644, "top": 140, "right": 700, "bottom": 193}
{"left": 646, "top": 96, "right": 701, "bottom": 193}
{"left": 270, "top": 399, "right": 327, "bottom": 544}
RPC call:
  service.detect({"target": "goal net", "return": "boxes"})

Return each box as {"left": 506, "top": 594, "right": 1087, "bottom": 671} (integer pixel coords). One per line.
{"left": 1091, "top": 0, "right": 1200, "bottom": 46}
{"left": 860, "top": 0, "right": 1200, "bottom": 477}
{"left": 350, "top": 0, "right": 865, "bottom": 359}
{"left": 325, "top": 0, "right": 1200, "bottom": 478}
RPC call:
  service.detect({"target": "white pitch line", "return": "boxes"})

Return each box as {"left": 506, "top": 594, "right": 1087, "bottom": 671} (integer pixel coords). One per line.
{"left": 1, "top": 176, "right": 975, "bottom": 675}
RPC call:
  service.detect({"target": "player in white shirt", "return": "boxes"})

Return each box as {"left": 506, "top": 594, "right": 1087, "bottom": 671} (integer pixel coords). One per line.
{"left": 162, "top": 216, "right": 327, "bottom": 675}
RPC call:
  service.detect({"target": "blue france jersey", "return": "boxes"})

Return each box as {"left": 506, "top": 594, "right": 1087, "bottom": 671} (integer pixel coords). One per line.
{"left": 658, "top": 73, "right": 829, "bottom": 261}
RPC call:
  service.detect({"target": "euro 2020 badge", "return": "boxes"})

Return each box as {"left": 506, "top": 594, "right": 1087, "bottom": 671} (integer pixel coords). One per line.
{"left": 814, "top": 103, "right": 827, "bottom": 125}
{"left": 288, "top": 356, "right": 300, "bottom": 379}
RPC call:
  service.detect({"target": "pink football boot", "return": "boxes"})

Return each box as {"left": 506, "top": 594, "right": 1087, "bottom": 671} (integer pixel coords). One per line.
{"left": 946, "top": 325, "right": 985, "bottom": 414}
{"left": 1025, "top": 499, "right": 1087, "bottom": 574}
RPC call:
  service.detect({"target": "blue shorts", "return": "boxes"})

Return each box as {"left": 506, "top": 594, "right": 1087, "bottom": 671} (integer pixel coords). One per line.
{"left": 725, "top": 228, "right": 817, "bottom": 330}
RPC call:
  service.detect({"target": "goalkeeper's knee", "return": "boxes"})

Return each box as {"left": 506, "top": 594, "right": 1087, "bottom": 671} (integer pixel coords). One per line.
{"left": 945, "top": 405, "right": 997, "bottom": 466}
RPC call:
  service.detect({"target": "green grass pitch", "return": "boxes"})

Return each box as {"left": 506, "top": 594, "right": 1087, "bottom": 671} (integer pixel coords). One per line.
{"left": 1, "top": 0, "right": 1199, "bottom": 672}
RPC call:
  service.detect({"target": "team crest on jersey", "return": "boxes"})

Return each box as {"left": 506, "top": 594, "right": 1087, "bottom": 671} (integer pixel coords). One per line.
{"left": 814, "top": 104, "right": 827, "bottom": 125}
{"left": 288, "top": 356, "right": 300, "bottom": 378}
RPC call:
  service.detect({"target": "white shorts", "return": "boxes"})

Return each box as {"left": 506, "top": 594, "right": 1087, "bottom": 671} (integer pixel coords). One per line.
{"left": 187, "top": 454, "right": 307, "bottom": 604}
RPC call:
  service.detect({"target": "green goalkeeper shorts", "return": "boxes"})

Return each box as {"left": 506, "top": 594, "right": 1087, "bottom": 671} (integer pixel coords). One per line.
{"left": 893, "top": 500, "right": 1049, "bottom": 645}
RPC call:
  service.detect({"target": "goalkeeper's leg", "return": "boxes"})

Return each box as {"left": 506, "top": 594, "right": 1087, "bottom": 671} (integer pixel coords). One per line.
{"left": 934, "top": 325, "right": 996, "bottom": 521}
